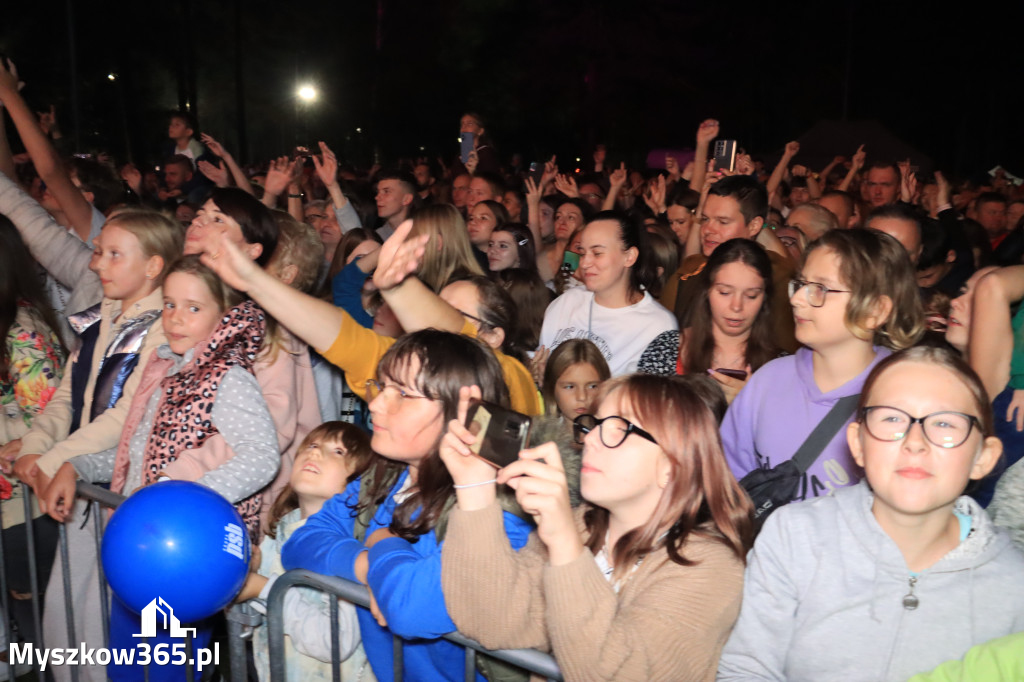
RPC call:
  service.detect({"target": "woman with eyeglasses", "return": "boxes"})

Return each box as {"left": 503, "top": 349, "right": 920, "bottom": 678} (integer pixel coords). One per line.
{"left": 718, "top": 346, "right": 1024, "bottom": 682}
{"left": 439, "top": 373, "right": 754, "bottom": 681}
{"left": 721, "top": 229, "right": 924, "bottom": 502}
{"left": 281, "top": 330, "right": 534, "bottom": 681}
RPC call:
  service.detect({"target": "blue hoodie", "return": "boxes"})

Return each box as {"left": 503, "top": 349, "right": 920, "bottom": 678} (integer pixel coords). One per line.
{"left": 717, "top": 481, "right": 1024, "bottom": 682}
{"left": 282, "top": 469, "right": 532, "bottom": 682}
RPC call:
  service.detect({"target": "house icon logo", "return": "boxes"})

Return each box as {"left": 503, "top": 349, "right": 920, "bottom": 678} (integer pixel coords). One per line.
{"left": 133, "top": 597, "right": 197, "bottom": 638}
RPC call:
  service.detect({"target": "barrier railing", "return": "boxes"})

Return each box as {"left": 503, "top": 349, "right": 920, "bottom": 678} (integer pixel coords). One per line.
{"left": 0, "top": 481, "right": 563, "bottom": 681}
{"left": 266, "top": 569, "right": 563, "bottom": 682}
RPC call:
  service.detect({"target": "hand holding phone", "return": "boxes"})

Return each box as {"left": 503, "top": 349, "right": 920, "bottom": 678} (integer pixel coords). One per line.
{"left": 713, "top": 140, "right": 737, "bottom": 172}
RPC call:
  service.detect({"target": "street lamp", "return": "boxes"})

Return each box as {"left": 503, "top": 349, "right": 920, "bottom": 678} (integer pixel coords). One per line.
{"left": 297, "top": 84, "right": 317, "bottom": 102}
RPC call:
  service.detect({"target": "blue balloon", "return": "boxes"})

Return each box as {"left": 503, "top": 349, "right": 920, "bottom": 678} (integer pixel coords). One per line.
{"left": 101, "top": 481, "right": 250, "bottom": 624}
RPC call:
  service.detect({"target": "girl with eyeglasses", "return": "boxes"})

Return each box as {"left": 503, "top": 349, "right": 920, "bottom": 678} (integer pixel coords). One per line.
{"left": 439, "top": 373, "right": 754, "bottom": 681}
{"left": 718, "top": 346, "right": 1024, "bottom": 682}
{"left": 721, "top": 229, "right": 924, "bottom": 501}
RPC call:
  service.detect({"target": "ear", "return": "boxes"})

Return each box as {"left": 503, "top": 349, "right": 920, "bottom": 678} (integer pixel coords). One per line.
{"left": 477, "top": 325, "right": 505, "bottom": 351}
{"left": 276, "top": 263, "right": 299, "bottom": 286}
{"left": 145, "top": 255, "right": 164, "bottom": 282}
{"left": 655, "top": 451, "right": 672, "bottom": 489}
{"left": 401, "top": 193, "right": 414, "bottom": 208}
{"left": 82, "top": 190, "right": 96, "bottom": 205}
{"left": 862, "top": 294, "right": 894, "bottom": 332}
{"left": 847, "top": 421, "right": 866, "bottom": 469}
{"left": 944, "top": 249, "right": 956, "bottom": 265}
{"left": 245, "top": 242, "right": 263, "bottom": 263}
{"left": 969, "top": 436, "right": 1003, "bottom": 480}
{"left": 623, "top": 245, "right": 639, "bottom": 268}
{"left": 746, "top": 216, "right": 765, "bottom": 238}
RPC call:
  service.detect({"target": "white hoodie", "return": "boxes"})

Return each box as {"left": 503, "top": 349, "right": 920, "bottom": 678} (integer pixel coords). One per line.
{"left": 717, "top": 481, "right": 1024, "bottom": 682}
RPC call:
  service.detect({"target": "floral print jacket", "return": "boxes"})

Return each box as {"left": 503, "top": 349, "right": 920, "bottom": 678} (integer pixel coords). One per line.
{"left": 1, "top": 303, "right": 64, "bottom": 445}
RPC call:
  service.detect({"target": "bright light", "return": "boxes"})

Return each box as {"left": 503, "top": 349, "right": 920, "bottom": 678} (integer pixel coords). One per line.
{"left": 107, "top": 73, "right": 116, "bottom": 81}
{"left": 356, "top": 127, "right": 362, "bottom": 133}
{"left": 297, "top": 85, "right": 317, "bottom": 102}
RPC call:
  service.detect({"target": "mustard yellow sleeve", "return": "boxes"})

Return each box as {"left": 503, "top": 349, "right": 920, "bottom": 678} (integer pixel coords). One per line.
{"left": 319, "top": 309, "right": 396, "bottom": 401}
{"left": 458, "top": 319, "right": 542, "bottom": 416}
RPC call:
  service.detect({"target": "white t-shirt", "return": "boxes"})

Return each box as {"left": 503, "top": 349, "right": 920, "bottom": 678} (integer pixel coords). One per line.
{"left": 539, "top": 287, "right": 678, "bottom": 376}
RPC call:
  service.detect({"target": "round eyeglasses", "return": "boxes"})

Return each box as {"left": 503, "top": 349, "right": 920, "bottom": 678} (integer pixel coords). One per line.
{"left": 788, "top": 278, "right": 851, "bottom": 307}
{"left": 572, "top": 414, "right": 659, "bottom": 449}
{"left": 860, "top": 406, "right": 981, "bottom": 449}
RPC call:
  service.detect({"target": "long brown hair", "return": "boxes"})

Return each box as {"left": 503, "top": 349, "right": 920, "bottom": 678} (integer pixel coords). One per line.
{"left": 583, "top": 374, "right": 753, "bottom": 580}
{"left": 265, "top": 421, "right": 374, "bottom": 538}
{"left": 409, "top": 204, "right": 484, "bottom": 292}
{"left": 684, "top": 238, "right": 778, "bottom": 375}
{"left": 358, "top": 330, "right": 510, "bottom": 541}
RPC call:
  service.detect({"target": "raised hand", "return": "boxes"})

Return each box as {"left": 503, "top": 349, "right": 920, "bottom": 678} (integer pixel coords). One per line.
{"left": 851, "top": 144, "right": 866, "bottom": 171}
{"left": 524, "top": 177, "right": 542, "bottom": 206}
{"left": 935, "top": 170, "right": 951, "bottom": 207}
{"left": 898, "top": 160, "right": 918, "bottom": 204}
{"left": 736, "top": 153, "right": 755, "bottom": 176}
{"left": 791, "top": 164, "right": 808, "bottom": 177}
{"left": 643, "top": 174, "right": 667, "bottom": 214}
{"left": 696, "top": 119, "right": 720, "bottom": 146}
{"left": 312, "top": 141, "right": 339, "bottom": 188}
{"left": 665, "top": 155, "right": 681, "bottom": 181}
{"left": 554, "top": 173, "right": 579, "bottom": 198}
{"left": 0, "top": 59, "right": 24, "bottom": 97}
{"left": 465, "top": 150, "right": 479, "bottom": 175}
{"left": 609, "top": 162, "right": 628, "bottom": 191}
{"left": 200, "top": 133, "right": 230, "bottom": 160}
{"left": 439, "top": 386, "right": 503, "bottom": 505}
{"left": 497, "top": 442, "right": 581, "bottom": 563}
{"left": 198, "top": 159, "right": 230, "bottom": 187}
{"left": 199, "top": 232, "right": 262, "bottom": 292}
{"left": 263, "top": 155, "right": 298, "bottom": 198}
{"left": 541, "top": 156, "right": 558, "bottom": 187}
{"left": 372, "top": 219, "right": 430, "bottom": 292}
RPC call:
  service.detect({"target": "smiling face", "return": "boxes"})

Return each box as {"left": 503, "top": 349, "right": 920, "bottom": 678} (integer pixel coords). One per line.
{"left": 89, "top": 224, "right": 160, "bottom": 307}
{"left": 161, "top": 271, "right": 225, "bottom": 355}
{"left": 554, "top": 362, "right": 603, "bottom": 421}
{"left": 708, "top": 261, "right": 766, "bottom": 339}
{"left": 290, "top": 436, "right": 355, "bottom": 503}
{"left": 579, "top": 390, "right": 669, "bottom": 518}
{"left": 487, "top": 230, "right": 519, "bottom": 271}
{"left": 848, "top": 360, "right": 1000, "bottom": 522}
{"left": 579, "top": 219, "right": 637, "bottom": 297}
{"left": 700, "top": 194, "right": 758, "bottom": 257}
{"left": 467, "top": 203, "right": 498, "bottom": 248}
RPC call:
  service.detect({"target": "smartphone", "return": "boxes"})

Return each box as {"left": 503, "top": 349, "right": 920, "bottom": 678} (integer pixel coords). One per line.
{"left": 465, "top": 399, "right": 532, "bottom": 469}
{"left": 562, "top": 250, "right": 580, "bottom": 271}
{"left": 713, "top": 140, "right": 737, "bottom": 172}
{"left": 528, "top": 161, "right": 544, "bottom": 184}
{"left": 714, "top": 368, "right": 748, "bottom": 381}
{"left": 460, "top": 132, "right": 475, "bottom": 165}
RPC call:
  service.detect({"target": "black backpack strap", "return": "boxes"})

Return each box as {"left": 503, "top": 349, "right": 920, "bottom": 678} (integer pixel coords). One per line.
{"left": 792, "top": 394, "right": 861, "bottom": 474}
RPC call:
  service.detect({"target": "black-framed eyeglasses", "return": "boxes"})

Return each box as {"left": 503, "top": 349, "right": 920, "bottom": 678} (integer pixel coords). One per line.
{"left": 573, "top": 414, "right": 658, "bottom": 448}
{"left": 788, "top": 278, "right": 851, "bottom": 307}
{"left": 860, "top": 406, "right": 981, "bottom": 449}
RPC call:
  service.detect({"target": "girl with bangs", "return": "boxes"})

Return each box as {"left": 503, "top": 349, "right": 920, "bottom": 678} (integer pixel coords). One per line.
{"left": 439, "top": 373, "right": 754, "bottom": 681}
{"left": 722, "top": 229, "right": 925, "bottom": 503}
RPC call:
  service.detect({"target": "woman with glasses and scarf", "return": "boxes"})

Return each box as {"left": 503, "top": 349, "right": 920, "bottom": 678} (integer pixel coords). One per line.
{"left": 438, "top": 373, "right": 754, "bottom": 681}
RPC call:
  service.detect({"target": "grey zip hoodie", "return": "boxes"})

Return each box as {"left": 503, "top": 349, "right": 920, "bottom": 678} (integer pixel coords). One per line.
{"left": 717, "top": 481, "right": 1024, "bottom": 682}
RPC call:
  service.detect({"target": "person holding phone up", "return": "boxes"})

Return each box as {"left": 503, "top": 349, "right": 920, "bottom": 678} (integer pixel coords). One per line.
{"left": 439, "top": 374, "right": 754, "bottom": 681}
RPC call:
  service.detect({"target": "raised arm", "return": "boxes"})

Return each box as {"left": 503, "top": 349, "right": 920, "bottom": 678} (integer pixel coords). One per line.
{"left": 838, "top": 144, "right": 865, "bottom": 193}
{"left": 766, "top": 141, "right": 799, "bottom": 200}
{"left": 200, "top": 134, "right": 254, "bottom": 196}
{"left": 689, "top": 119, "right": 719, "bottom": 193}
{"left": 0, "top": 62, "right": 94, "bottom": 242}
{"left": 968, "top": 266, "right": 1024, "bottom": 400}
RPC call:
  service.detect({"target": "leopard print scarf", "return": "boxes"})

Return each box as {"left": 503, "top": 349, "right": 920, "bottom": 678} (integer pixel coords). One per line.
{"left": 143, "top": 300, "right": 266, "bottom": 535}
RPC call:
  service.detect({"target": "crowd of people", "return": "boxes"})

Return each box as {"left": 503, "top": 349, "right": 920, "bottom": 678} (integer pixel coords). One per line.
{"left": 1, "top": 53, "right": 1024, "bottom": 681}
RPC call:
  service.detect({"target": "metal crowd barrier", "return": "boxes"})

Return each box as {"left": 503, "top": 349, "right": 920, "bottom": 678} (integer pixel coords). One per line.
{"left": 266, "top": 569, "right": 563, "bottom": 682}
{"left": 0, "top": 481, "right": 563, "bottom": 681}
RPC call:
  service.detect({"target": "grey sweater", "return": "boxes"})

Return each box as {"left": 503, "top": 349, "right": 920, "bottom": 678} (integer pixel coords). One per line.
{"left": 989, "top": 459, "right": 1024, "bottom": 554}
{"left": 717, "top": 481, "right": 1024, "bottom": 682}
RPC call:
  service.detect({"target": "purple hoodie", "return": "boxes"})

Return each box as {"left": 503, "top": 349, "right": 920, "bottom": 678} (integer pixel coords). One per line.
{"left": 721, "top": 346, "right": 891, "bottom": 500}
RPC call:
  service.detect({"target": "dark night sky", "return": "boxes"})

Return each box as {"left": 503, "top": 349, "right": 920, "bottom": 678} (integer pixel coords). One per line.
{"left": 3, "top": 0, "right": 1023, "bottom": 179}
